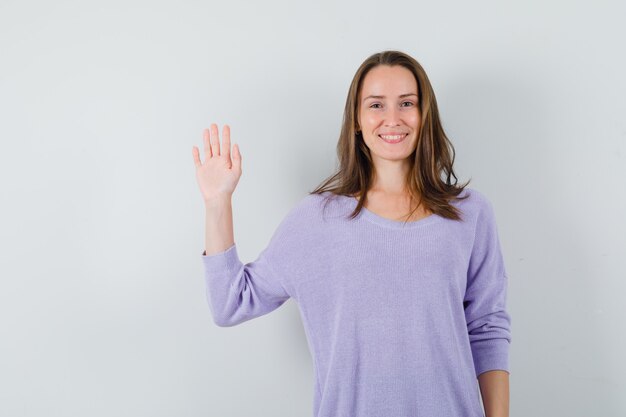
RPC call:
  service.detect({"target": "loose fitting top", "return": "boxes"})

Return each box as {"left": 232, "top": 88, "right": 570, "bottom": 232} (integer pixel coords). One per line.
{"left": 201, "top": 187, "right": 512, "bottom": 417}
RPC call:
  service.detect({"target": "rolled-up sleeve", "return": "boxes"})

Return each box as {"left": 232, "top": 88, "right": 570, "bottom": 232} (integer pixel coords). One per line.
{"left": 464, "top": 196, "right": 512, "bottom": 378}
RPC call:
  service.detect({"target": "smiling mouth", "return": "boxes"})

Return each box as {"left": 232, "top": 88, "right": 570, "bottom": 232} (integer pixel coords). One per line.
{"left": 378, "top": 134, "right": 407, "bottom": 144}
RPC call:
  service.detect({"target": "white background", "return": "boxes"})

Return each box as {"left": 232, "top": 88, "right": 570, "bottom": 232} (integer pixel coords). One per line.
{"left": 1, "top": 0, "right": 624, "bottom": 416}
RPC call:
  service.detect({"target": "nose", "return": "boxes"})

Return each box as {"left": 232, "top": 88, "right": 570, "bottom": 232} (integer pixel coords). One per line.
{"left": 384, "top": 106, "right": 401, "bottom": 126}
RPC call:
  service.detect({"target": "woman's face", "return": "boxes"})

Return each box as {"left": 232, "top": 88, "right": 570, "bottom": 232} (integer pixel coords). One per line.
{"left": 357, "top": 65, "right": 420, "bottom": 165}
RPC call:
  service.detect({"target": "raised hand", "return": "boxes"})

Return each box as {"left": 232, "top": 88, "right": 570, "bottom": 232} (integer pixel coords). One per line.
{"left": 192, "top": 123, "right": 242, "bottom": 202}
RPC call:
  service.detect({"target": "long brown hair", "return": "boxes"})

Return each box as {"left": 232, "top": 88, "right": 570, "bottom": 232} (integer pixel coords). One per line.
{"left": 309, "top": 50, "right": 471, "bottom": 223}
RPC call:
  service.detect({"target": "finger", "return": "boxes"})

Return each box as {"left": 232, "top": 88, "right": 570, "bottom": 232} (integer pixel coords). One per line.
{"left": 222, "top": 124, "right": 231, "bottom": 161}
{"left": 192, "top": 146, "right": 202, "bottom": 168}
{"left": 203, "top": 128, "right": 212, "bottom": 159}
{"left": 210, "top": 123, "right": 220, "bottom": 157}
{"left": 232, "top": 143, "right": 242, "bottom": 173}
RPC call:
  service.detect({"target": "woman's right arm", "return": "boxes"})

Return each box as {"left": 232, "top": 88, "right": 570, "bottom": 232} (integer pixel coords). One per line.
{"left": 192, "top": 124, "right": 291, "bottom": 327}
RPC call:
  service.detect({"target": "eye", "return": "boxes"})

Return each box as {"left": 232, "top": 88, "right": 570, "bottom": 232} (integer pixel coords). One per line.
{"left": 369, "top": 103, "right": 382, "bottom": 109}
{"left": 401, "top": 101, "right": 415, "bottom": 107}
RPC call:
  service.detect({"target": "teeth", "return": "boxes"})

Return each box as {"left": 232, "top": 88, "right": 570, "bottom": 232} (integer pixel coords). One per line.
{"left": 380, "top": 134, "right": 405, "bottom": 140}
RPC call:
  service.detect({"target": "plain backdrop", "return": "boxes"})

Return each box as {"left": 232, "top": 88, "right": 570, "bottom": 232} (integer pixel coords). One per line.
{"left": 1, "top": 0, "right": 625, "bottom": 416}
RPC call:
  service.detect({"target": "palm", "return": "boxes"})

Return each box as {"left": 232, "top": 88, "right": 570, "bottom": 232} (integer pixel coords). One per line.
{"left": 192, "top": 124, "right": 242, "bottom": 201}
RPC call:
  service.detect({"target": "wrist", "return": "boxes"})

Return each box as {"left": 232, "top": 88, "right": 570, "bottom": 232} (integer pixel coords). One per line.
{"left": 204, "top": 193, "right": 231, "bottom": 206}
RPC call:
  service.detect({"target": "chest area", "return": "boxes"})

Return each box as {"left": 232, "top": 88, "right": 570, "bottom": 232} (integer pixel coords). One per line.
{"left": 294, "top": 224, "right": 472, "bottom": 310}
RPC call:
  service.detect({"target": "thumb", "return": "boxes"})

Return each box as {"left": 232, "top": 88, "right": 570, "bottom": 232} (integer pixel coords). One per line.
{"left": 231, "top": 143, "right": 242, "bottom": 172}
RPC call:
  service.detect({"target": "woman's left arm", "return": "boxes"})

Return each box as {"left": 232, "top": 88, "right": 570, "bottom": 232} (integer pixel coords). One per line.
{"left": 478, "top": 370, "right": 509, "bottom": 417}
{"left": 464, "top": 192, "right": 512, "bottom": 416}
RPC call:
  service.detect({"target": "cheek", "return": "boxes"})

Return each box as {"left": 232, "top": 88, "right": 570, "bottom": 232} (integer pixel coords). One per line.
{"left": 405, "top": 110, "right": 420, "bottom": 127}
{"left": 412, "top": 111, "right": 421, "bottom": 127}
{"left": 362, "top": 112, "right": 381, "bottom": 128}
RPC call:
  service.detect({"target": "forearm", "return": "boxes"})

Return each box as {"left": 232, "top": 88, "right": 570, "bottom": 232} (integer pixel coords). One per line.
{"left": 477, "top": 370, "right": 509, "bottom": 417}
{"left": 204, "top": 194, "right": 234, "bottom": 256}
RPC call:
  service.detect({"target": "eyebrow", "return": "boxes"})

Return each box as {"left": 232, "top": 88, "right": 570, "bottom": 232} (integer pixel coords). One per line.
{"left": 362, "top": 93, "right": 418, "bottom": 102}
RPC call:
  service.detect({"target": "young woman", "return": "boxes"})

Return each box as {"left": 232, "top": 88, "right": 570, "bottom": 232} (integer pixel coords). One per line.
{"left": 192, "top": 50, "right": 511, "bottom": 417}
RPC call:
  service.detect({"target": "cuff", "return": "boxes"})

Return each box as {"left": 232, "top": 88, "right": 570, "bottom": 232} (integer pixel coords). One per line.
{"left": 472, "top": 338, "right": 510, "bottom": 377}
{"left": 201, "top": 243, "right": 240, "bottom": 273}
